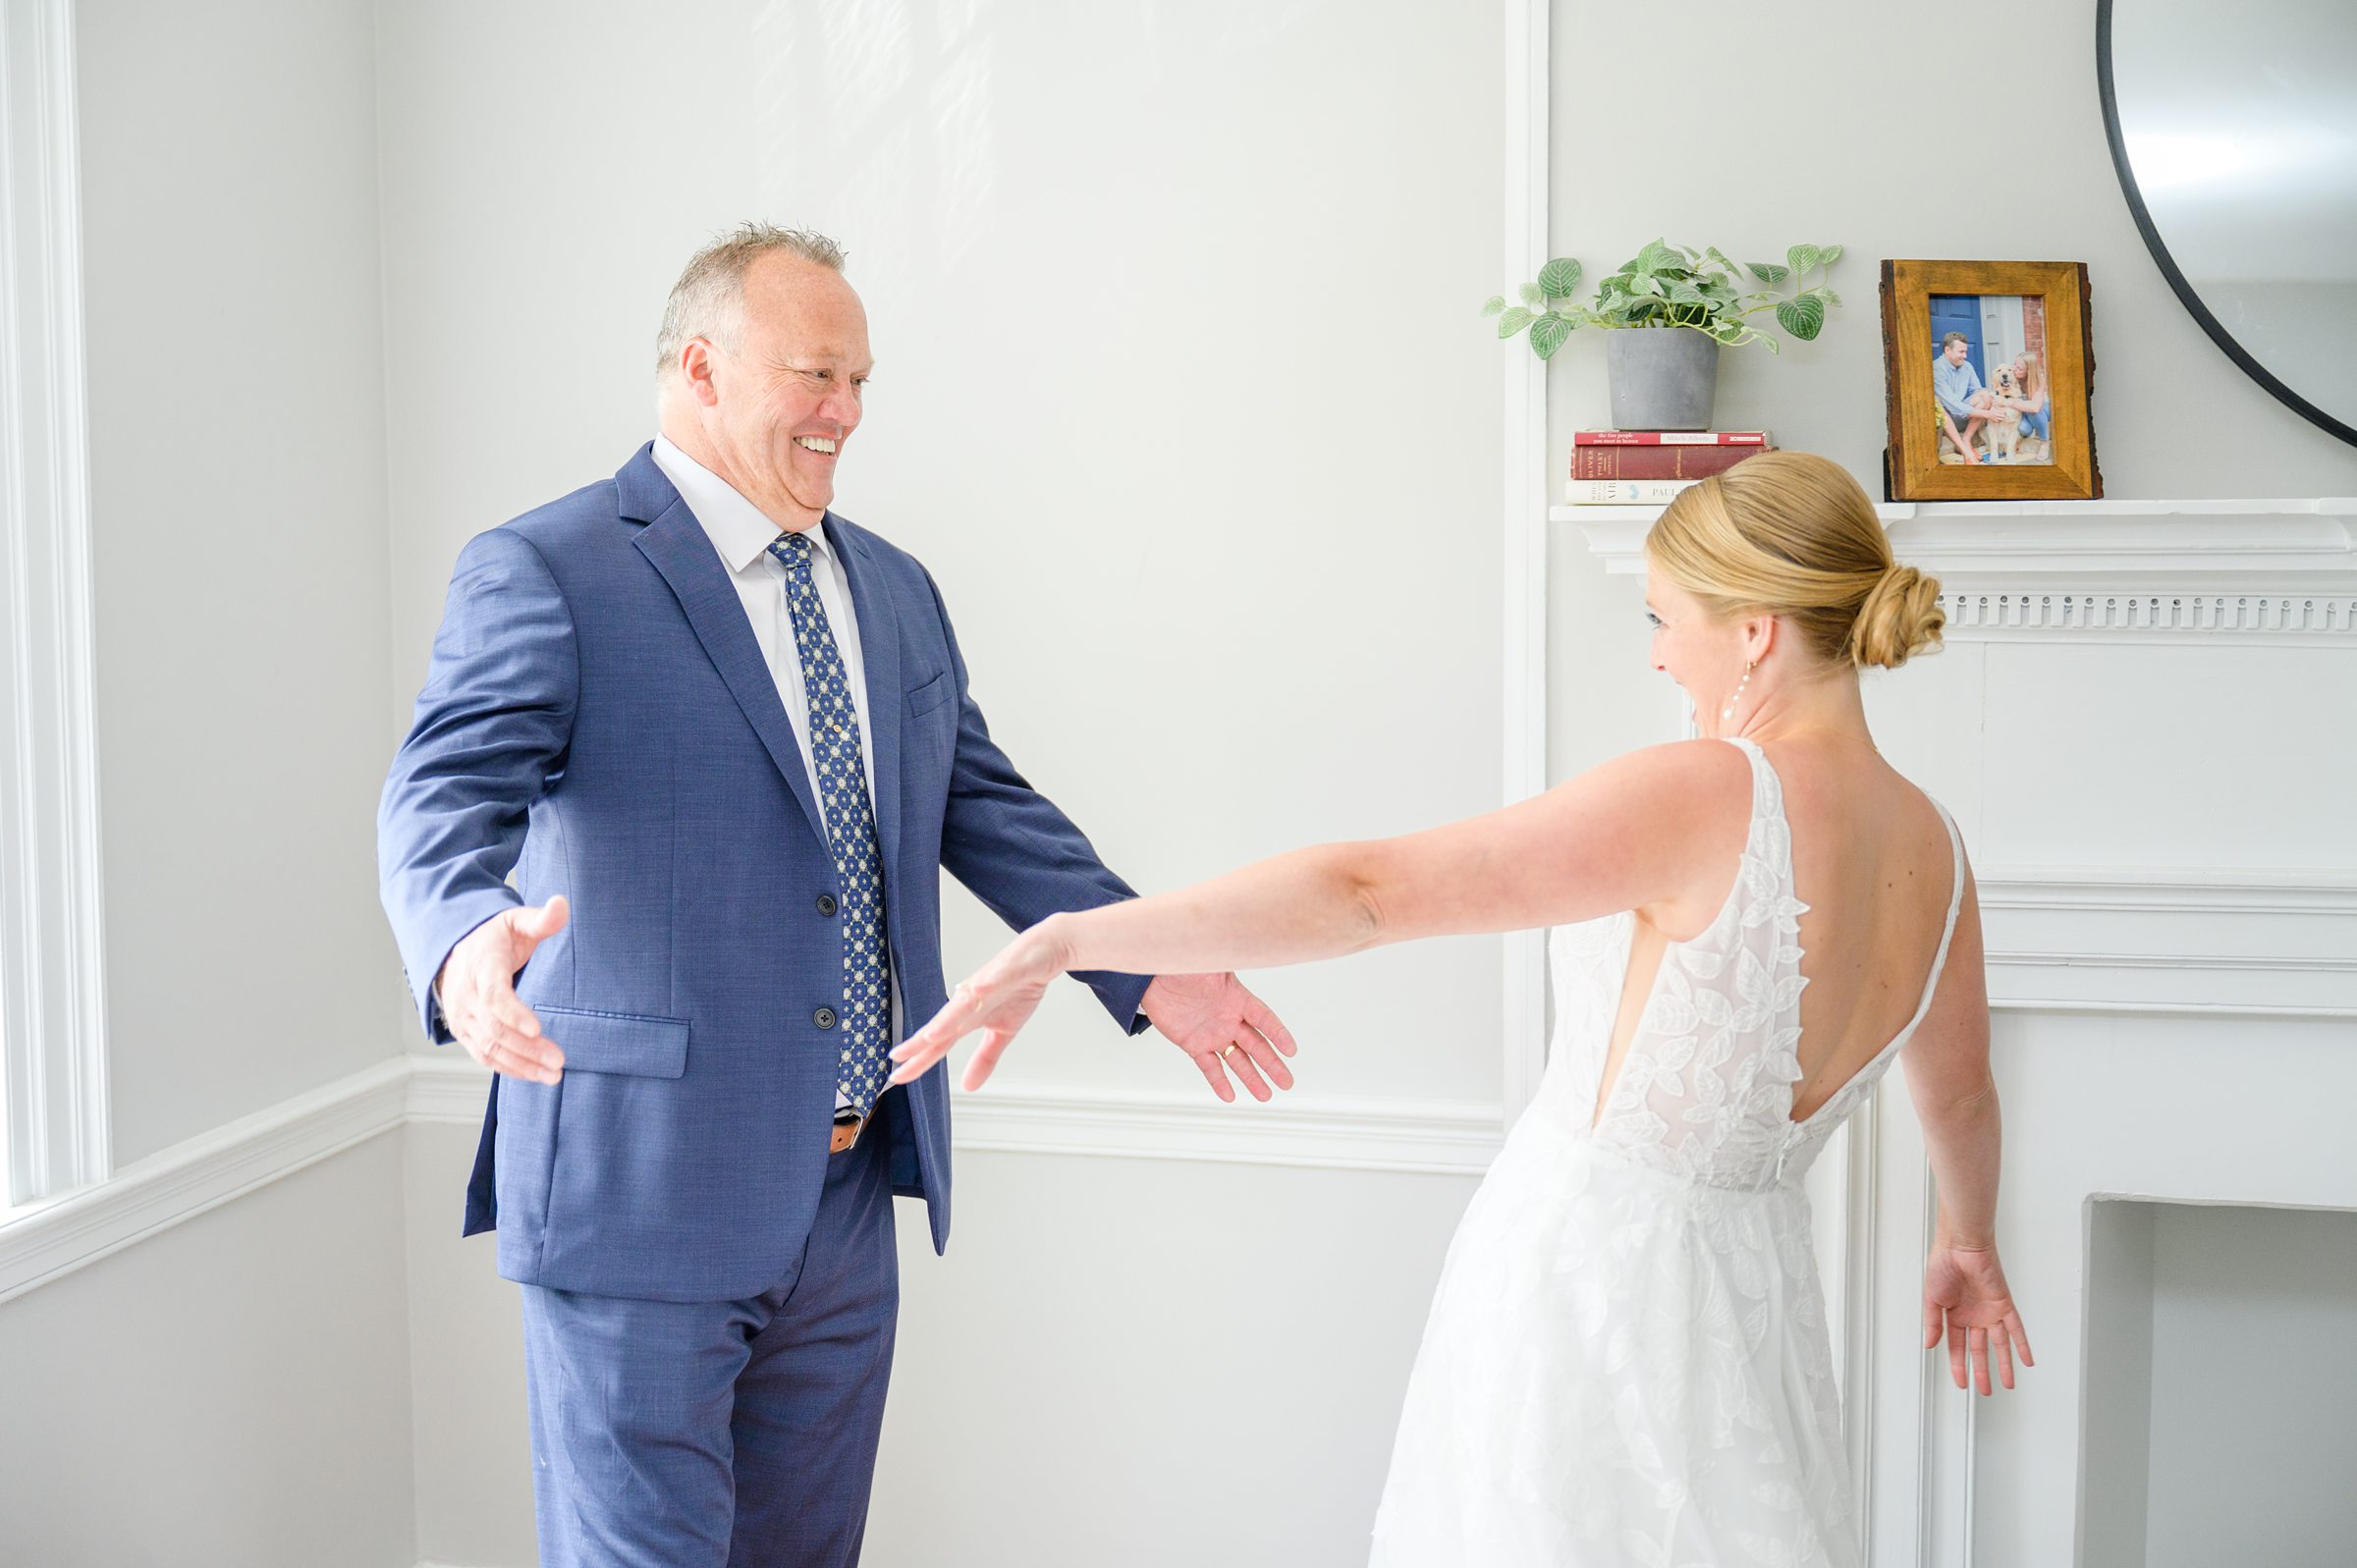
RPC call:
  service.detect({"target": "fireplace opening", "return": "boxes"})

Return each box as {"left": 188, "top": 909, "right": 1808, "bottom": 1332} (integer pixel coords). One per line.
{"left": 2079, "top": 1198, "right": 2357, "bottom": 1567}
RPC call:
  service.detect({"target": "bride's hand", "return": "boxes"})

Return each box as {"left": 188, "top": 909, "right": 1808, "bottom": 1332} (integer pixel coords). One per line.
{"left": 886, "top": 920, "right": 1072, "bottom": 1091}
{"left": 1922, "top": 1240, "right": 2033, "bottom": 1395}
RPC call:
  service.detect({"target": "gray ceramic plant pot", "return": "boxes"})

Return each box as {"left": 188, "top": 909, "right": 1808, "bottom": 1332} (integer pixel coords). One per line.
{"left": 1605, "top": 327, "right": 1721, "bottom": 431}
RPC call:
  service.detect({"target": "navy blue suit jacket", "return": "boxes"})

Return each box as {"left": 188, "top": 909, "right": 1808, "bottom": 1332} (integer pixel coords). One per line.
{"left": 378, "top": 444, "right": 1150, "bottom": 1301}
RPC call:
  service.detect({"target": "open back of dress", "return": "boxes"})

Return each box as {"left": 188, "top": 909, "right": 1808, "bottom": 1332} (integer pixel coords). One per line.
{"left": 1368, "top": 737, "right": 1969, "bottom": 1568}
{"left": 1568, "top": 736, "right": 1964, "bottom": 1190}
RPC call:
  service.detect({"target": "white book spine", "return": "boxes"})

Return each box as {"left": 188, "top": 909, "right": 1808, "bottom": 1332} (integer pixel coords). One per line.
{"left": 1563, "top": 477, "right": 1706, "bottom": 505}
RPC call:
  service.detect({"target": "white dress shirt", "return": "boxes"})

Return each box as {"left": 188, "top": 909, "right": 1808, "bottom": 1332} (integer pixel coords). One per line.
{"left": 650, "top": 435, "right": 903, "bottom": 1098}
{"left": 652, "top": 435, "right": 877, "bottom": 807}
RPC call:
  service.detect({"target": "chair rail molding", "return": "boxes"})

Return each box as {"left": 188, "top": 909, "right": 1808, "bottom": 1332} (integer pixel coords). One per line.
{"left": 0, "top": 1054, "right": 1502, "bottom": 1304}
{"left": 0, "top": 1055, "right": 410, "bottom": 1305}
{"left": 410, "top": 1052, "right": 1504, "bottom": 1175}
{"left": 0, "top": 0, "right": 108, "bottom": 1208}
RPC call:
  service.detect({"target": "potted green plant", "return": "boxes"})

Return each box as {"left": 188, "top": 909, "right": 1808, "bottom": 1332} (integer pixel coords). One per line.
{"left": 1485, "top": 240, "right": 1843, "bottom": 430}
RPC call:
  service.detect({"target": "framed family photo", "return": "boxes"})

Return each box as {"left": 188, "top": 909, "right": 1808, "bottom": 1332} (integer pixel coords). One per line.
{"left": 1880, "top": 259, "right": 2101, "bottom": 501}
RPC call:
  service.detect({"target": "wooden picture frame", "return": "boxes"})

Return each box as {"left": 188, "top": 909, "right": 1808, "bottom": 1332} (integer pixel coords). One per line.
{"left": 1880, "top": 259, "right": 2101, "bottom": 501}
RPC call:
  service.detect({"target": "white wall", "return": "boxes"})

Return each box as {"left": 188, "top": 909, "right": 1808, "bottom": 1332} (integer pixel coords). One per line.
{"left": 377, "top": 2, "right": 1506, "bottom": 1562}
{"left": 2209, "top": 281, "right": 2357, "bottom": 432}
{"left": 1544, "top": 0, "right": 2357, "bottom": 790}
{"left": 75, "top": 0, "right": 408, "bottom": 1164}
{"left": 375, "top": 0, "right": 1507, "bottom": 1105}
{"left": 0, "top": 1135, "right": 417, "bottom": 1567}
{"left": 0, "top": 3, "right": 418, "bottom": 1561}
{"left": 867, "top": 1151, "right": 1477, "bottom": 1568}
{"left": 1540, "top": 0, "right": 2357, "bottom": 537}
{"left": 405, "top": 1120, "right": 535, "bottom": 1568}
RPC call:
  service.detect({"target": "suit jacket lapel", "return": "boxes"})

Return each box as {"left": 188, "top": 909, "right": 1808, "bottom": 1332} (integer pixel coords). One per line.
{"left": 630, "top": 490, "right": 833, "bottom": 861}
{"left": 828, "top": 515, "right": 905, "bottom": 884}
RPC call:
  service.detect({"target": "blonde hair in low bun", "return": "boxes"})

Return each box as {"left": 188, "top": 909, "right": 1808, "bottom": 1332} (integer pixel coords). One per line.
{"left": 1851, "top": 564, "right": 1946, "bottom": 669}
{"left": 1643, "top": 451, "right": 1945, "bottom": 670}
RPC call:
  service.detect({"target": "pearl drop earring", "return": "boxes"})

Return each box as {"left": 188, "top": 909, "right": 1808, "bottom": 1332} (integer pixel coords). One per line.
{"left": 1720, "top": 660, "right": 1755, "bottom": 727}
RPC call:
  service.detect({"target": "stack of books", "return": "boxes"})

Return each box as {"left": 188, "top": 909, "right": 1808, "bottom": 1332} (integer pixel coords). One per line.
{"left": 1565, "top": 430, "right": 1773, "bottom": 505}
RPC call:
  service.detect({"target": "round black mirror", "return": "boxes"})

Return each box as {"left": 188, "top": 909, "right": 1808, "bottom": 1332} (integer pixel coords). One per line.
{"left": 2098, "top": 0, "right": 2357, "bottom": 447}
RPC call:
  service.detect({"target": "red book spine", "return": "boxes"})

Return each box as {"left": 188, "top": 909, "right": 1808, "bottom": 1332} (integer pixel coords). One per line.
{"left": 1573, "top": 430, "right": 1771, "bottom": 446}
{"left": 1571, "top": 444, "right": 1771, "bottom": 480}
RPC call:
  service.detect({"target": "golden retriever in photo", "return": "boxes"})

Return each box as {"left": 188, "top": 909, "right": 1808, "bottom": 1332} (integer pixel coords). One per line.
{"left": 1981, "top": 366, "right": 2024, "bottom": 461}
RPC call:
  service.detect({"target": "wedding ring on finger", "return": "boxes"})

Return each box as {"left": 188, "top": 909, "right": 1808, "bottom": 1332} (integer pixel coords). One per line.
{"left": 1220, "top": 1043, "right": 1240, "bottom": 1060}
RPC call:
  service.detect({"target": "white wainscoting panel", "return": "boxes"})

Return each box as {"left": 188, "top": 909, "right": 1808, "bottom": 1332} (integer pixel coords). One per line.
{"left": 1979, "top": 870, "right": 2357, "bottom": 1017}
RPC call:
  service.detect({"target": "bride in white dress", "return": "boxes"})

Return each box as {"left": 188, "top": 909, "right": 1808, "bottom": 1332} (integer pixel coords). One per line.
{"left": 888, "top": 451, "right": 2033, "bottom": 1565}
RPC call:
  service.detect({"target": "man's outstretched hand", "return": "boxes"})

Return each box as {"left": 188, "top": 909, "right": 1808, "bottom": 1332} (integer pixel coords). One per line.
{"left": 1138, "top": 972, "right": 1295, "bottom": 1104}
{"left": 436, "top": 896, "right": 570, "bottom": 1085}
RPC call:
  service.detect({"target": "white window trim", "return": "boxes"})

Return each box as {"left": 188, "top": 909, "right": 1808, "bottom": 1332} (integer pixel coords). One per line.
{"left": 0, "top": 0, "right": 109, "bottom": 1213}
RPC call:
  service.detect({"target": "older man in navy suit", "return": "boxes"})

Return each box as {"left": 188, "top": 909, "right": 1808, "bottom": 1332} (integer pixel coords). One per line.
{"left": 378, "top": 224, "right": 1295, "bottom": 1567}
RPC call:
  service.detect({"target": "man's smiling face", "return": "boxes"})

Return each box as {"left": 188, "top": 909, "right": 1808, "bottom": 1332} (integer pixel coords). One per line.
{"left": 703, "top": 252, "right": 874, "bottom": 528}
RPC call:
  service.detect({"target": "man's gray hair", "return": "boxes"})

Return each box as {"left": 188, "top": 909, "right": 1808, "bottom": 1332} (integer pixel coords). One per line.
{"left": 655, "top": 223, "right": 847, "bottom": 376}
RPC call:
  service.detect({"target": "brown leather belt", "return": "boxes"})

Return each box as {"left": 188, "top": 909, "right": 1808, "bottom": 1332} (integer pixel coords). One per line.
{"left": 829, "top": 1109, "right": 866, "bottom": 1155}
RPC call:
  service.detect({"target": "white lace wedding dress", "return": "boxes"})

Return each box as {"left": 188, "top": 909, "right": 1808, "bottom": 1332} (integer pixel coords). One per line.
{"left": 1369, "top": 737, "right": 1963, "bottom": 1567}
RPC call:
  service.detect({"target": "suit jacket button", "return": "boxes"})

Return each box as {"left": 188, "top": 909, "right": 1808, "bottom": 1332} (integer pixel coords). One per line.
{"left": 817, "top": 894, "right": 839, "bottom": 916}
{"left": 814, "top": 1007, "right": 838, "bottom": 1029}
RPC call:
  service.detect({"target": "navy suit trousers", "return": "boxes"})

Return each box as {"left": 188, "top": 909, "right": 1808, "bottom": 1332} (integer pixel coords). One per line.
{"left": 520, "top": 1132, "right": 900, "bottom": 1568}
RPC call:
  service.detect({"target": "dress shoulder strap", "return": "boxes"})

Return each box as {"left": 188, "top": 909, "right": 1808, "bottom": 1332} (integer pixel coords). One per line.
{"left": 1718, "top": 735, "right": 1778, "bottom": 822}
{"left": 1901, "top": 798, "right": 1968, "bottom": 1033}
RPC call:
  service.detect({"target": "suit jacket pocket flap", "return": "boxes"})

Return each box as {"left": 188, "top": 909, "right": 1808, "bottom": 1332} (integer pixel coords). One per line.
{"left": 535, "top": 1006, "right": 689, "bottom": 1077}
{"left": 904, "top": 668, "right": 952, "bottom": 715}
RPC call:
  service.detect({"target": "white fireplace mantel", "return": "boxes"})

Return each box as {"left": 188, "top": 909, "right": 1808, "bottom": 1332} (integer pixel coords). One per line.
{"left": 1564, "top": 496, "right": 2357, "bottom": 578}
{"left": 1563, "top": 497, "right": 2357, "bottom": 644}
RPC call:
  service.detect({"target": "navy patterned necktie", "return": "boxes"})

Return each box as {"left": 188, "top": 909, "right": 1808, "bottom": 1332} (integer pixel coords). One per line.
{"left": 768, "top": 531, "right": 891, "bottom": 1115}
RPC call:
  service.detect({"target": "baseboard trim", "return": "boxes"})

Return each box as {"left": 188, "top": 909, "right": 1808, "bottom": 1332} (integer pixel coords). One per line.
{"left": 0, "top": 1054, "right": 1499, "bottom": 1304}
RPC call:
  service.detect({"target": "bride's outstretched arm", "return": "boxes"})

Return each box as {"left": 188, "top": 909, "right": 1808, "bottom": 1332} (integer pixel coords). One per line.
{"left": 888, "top": 740, "right": 1749, "bottom": 1089}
